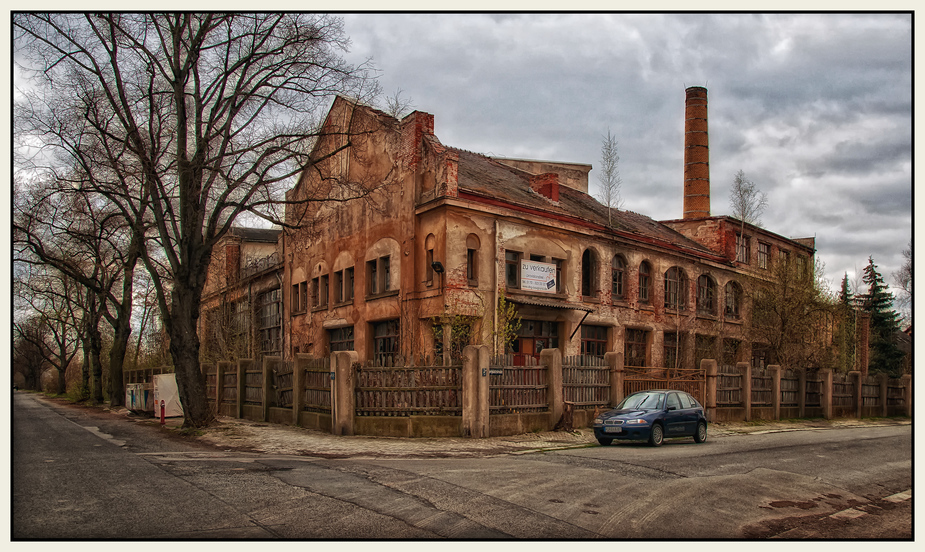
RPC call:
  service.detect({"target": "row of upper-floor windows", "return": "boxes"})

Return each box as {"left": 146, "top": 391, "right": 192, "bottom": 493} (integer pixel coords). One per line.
{"left": 506, "top": 248, "right": 745, "bottom": 318}
{"left": 292, "top": 256, "right": 392, "bottom": 313}
{"left": 737, "top": 233, "right": 810, "bottom": 275}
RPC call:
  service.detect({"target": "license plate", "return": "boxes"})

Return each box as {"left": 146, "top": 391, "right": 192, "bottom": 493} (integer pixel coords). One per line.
{"left": 604, "top": 426, "right": 622, "bottom": 434}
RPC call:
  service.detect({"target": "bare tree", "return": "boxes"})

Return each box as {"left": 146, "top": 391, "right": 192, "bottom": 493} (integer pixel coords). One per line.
{"left": 14, "top": 266, "right": 83, "bottom": 394}
{"left": 596, "top": 129, "right": 623, "bottom": 226}
{"left": 729, "top": 170, "right": 768, "bottom": 227}
{"left": 383, "top": 88, "right": 415, "bottom": 119}
{"left": 14, "top": 14, "right": 380, "bottom": 427}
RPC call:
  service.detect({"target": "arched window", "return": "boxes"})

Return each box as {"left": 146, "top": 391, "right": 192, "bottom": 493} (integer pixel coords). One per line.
{"left": 581, "top": 248, "right": 598, "bottom": 298}
{"left": 697, "top": 274, "right": 717, "bottom": 315}
{"left": 611, "top": 255, "right": 626, "bottom": 300}
{"left": 725, "top": 281, "right": 742, "bottom": 319}
{"left": 638, "top": 261, "right": 651, "bottom": 303}
{"left": 664, "top": 267, "right": 688, "bottom": 310}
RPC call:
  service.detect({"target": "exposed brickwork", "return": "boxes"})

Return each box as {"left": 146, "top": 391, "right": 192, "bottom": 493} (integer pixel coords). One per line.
{"left": 225, "top": 243, "right": 240, "bottom": 285}
{"left": 683, "top": 86, "right": 710, "bottom": 218}
{"left": 529, "top": 172, "right": 560, "bottom": 202}
{"left": 400, "top": 111, "right": 435, "bottom": 171}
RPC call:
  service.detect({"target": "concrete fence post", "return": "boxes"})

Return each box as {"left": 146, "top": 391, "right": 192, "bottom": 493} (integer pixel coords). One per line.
{"left": 769, "top": 365, "right": 781, "bottom": 421}
{"left": 331, "top": 351, "right": 358, "bottom": 436}
{"left": 877, "top": 372, "right": 889, "bottom": 418}
{"left": 462, "top": 345, "right": 490, "bottom": 438}
{"left": 820, "top": 368, "right": 833, "bottom": 420}
{"left": 702, "top": 359, "right": 718, "bottom": 423}
{"left": 237, "top": 359, "right": 251, "bottom": 419}
{"left": 542, "top": 348, "right": 563, "bottom": 429}
{"left": 849, "top": 370, "right": 862, "bottom": 418}
{"left": 292, "top": 354, "right": 307, "bottom": 426}
{"left": 605, "top": 352, "right": 624, "bottom": 407}
{"left": 901, "top": 374, "right": 912, "bottom": 417}
{"left": 737, "top": 362, "right": 751, "bottom": 422}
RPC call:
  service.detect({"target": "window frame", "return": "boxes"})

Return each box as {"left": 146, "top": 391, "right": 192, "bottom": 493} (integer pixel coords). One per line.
{"left": 696, "top": 274, "right": 716, "bottom": 315}
{"left": 638, "top": 262, "right": 651, "bottom": 304}
{"left": 664, "top": 266, "right": 688, "bottom": 311}
{"left": 611, "top": 254, "right": 626, "bottom": 300}
{"left": 624, "top": 328, "right": 649, "bottom": 367}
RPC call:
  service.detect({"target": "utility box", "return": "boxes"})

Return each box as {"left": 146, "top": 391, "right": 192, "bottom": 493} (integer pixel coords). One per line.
{"left": 126, "top": 383, "right": 153, "bottom": 413}
{"left": 153, "top": 373, "right": 184, "bottom": 418}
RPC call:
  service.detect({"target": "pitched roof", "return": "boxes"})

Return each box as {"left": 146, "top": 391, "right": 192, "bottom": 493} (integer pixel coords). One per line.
{"left": 452, "top": 148, "right": 720, "bottom": 259}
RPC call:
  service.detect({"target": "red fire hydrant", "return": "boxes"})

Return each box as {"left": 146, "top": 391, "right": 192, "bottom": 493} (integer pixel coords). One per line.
{"left": 160, "top": 400, "right": 166, "bottom": 425}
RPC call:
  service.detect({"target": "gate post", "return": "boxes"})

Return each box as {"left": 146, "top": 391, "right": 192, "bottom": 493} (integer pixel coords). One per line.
{"left": 605, "top": 352, "right": 624, "bottom": 407}
{"left": 541, "top": 348, "right": 563, "bottom": 430}
{"left": 462, "top": 345, "right": 490, "bottom": 438}
{"left": 702, "top": 359, "right": 717, "bottom": 423}
{"left": 737, "top": 362, "right": 751, "bottom": 421}
{"left": 331, "top": 351, "right": 357, "bottom": 436}
{"left": 769, "top": 365, "right": 781, "bottom": 421}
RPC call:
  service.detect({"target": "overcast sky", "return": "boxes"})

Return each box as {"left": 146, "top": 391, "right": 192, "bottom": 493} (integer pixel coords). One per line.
{"left": 340, "top": 12, "right": 912, "bottom": 299}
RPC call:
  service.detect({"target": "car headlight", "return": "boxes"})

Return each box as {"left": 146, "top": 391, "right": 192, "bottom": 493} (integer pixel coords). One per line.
{"left": 593, "top": 418, "right": 603, "bottom": 425}
{"left": 624, "top": 419, "right": 648, "bottom": 425}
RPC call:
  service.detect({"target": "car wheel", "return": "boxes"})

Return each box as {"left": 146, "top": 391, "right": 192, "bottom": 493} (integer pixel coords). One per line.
{"left": 597, "top": 437, "right": 613, "bottom": 446}
{"left": 649, "top": 423, "right": 664, "bottom": 447}
{"left": 694, "top": 421, "right": 707, "bottom": 443}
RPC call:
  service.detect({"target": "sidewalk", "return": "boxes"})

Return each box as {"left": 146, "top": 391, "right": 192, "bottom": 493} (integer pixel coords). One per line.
{"left": 148, "top": 413, "right": 911, "bottom": 459}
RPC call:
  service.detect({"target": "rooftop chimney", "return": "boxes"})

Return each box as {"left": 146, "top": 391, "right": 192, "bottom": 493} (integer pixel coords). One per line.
{"left": 530, "top": 173, "right": 560, "bottom": 202}
{"left": 683, "top": 86, "right": 710, "bottom": 219}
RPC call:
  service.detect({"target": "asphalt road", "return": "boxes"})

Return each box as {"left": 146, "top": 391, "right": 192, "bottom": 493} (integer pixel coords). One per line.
{"left": 11, "top": 392, "right": 912, "bottom": 539}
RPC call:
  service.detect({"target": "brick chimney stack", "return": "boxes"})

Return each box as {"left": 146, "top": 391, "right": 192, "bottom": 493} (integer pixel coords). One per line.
{"left": 530, "top": 173, "right": 560, "bottom": 202}
{"left": 683, "top": 86, "right": 710, "bottom": 219}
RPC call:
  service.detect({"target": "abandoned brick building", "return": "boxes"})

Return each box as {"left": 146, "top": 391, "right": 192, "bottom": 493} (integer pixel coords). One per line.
{"left": 200, "top": 87, "right": 816, "bottom": 373}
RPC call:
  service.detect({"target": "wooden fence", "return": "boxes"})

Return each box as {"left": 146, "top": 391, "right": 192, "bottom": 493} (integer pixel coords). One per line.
{"left": 355, "top": 363, "right": 462, "bottom": 417}
{"left": 489, "top": 355, "right": 548, "bottom": 414}
{"left": 562, "top": 355, "right": 610, "bottom": 410}
{"left": 625, "top": 366, "right": 706, "bottom": 405}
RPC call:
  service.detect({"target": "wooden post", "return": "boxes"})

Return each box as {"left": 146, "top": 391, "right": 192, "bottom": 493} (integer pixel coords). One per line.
{"left": 331, "top": 351, "right": 358, "bottom": 436}
{"left": 542, "top": 348, "right": 563, "bottom": 429}
{"left": 769, "top": 365, "right": 781, "bottom": 421}
{"left": 797, "top": 367, "right": 807, "bottom": 418}
{"left": 849, "top": 370, "right": 862, "bottom": 418}
{"left": 737, "top": 362, "right": 751, "bottom": 421}
{"left": 702, "top": 359, "right": 718, "bottom": 423}
{"left": 605, "top": 351, "right": 624, "bottom": 407}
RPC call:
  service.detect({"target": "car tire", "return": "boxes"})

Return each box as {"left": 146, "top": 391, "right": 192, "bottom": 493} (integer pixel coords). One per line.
{"left": 597, "top": 437, "right": 613, "bottom": 446}
{"left": 649, "top": 423, "right": 664, "bottom": 447}
{"left": 694, "top": 421, "right": 707, "bottom": 443}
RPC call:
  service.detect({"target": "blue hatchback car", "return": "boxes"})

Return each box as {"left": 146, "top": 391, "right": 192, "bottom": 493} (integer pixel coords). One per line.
{"left": 593, "top": 389, "right": 708, "bottom": 447}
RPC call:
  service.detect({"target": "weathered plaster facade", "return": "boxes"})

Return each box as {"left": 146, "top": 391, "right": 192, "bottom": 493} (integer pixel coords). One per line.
{"left": 203, "top": 88, "right": 817, "bottom": 372}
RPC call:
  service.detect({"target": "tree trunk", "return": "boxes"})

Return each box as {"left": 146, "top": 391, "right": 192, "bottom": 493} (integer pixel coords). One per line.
{"left": 168, "top": 284, "right": 213, "bottom": 428}
{"left": 89, "top": 323, "right": 104, "bottom": 403}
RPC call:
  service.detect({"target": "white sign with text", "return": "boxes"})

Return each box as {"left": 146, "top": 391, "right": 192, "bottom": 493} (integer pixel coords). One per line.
{"left": 520, "top": 260, "right": 557, "bottom": 293}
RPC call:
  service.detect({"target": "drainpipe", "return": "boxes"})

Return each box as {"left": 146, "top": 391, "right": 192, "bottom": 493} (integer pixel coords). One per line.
{"left": 493, "top": 220, "right": 499, "bottom": 355}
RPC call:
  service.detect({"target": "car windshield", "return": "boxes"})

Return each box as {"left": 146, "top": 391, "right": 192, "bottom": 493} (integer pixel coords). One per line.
{"left": 618, "top": 392, "right": 664, "bottom": 410}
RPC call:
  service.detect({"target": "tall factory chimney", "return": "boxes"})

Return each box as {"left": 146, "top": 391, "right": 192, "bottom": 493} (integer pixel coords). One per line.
{"left": 683, "top": 86, "right": 710, "bottom": 219}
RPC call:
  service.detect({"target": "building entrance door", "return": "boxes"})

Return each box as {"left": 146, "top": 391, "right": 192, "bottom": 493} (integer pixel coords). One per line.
{"left": 512, "top": 319, "right": 558, "bottom": 365}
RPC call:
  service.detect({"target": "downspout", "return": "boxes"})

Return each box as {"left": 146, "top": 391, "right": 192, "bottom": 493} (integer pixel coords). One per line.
{"left": 493, "top": 220, "right": 499, "bottom": 355}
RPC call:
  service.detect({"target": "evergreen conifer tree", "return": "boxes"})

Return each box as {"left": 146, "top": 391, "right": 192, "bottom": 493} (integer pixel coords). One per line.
{"left": 835, "top": 273, "right": 857, "bottom": 372}
{"left": 861, "top": 257, "right": 905, "bottom": 376}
